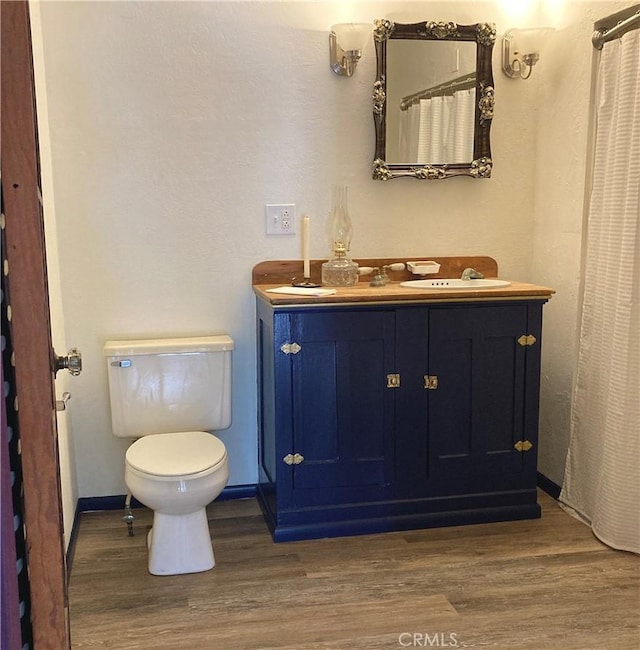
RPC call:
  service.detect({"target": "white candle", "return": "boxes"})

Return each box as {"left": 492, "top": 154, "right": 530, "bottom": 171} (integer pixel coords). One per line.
{"left": 302, "top": 215, "right": 310, "bottom": 279}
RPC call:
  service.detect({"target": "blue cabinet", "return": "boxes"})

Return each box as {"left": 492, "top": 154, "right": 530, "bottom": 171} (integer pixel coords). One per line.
{"left": 256, "top": 297, "right": 547, "bottom": 542}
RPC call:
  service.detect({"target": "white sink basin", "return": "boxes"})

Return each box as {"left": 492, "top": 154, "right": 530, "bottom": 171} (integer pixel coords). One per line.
{"left": 400, "top": 279, "right": 511, "bottom": 290}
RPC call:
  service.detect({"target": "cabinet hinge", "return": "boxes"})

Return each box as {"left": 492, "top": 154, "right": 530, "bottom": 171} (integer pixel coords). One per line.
{"left": 517, "top": 334, "right": 537, "bottom": 347}
{"left": 514, "top": 440, "right": 534, "bottom": 452}
{"left": 283, "top": 453, "right": 304, "bottom": 465}
{"left": 280, "top": 342, "right": 301, "bottom": 355}
{"left": 387, "top": 373, "right": 401, "bottom": 388}
{"left": 424, "top": 375, "right": 439, "bottom": 390}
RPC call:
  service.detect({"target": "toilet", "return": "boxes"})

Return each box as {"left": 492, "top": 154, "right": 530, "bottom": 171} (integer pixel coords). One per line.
{"left": 103, "top": 335, "right": 234, "bottom": 576}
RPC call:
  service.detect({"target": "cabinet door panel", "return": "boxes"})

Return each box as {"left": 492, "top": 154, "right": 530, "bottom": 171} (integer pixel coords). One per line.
{"left": 289, "top": 311, "right": 395, "bottom": 493}
{"left": 432, "top": 333, "right": 473, "bottom": 460}
{"left": 428, "top": 305, "right": 528, "bottom": 486}
{"left": 479, "top": 331, "right": 525, "bottom": 468}
{"left": 296, "top": 340, "right": 339, "bottom": 464}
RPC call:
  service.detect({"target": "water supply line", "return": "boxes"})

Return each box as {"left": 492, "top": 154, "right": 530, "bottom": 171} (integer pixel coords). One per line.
{"left": 123, "top": 492, "right": 135, "bottom": 536}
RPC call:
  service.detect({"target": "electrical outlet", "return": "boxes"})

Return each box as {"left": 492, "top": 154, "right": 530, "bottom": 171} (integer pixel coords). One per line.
{"left": 265, "top": 204, "right": 296, "bottom": 235}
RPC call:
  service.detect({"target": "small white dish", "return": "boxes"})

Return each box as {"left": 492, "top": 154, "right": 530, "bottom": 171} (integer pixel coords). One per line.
{"left": 406, "top": 261, "right": 441, "bottom": 275}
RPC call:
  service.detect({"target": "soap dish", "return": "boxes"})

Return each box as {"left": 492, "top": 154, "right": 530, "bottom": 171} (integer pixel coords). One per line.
{"left": 407, "top": 260, "right": 441, "bottom": 275}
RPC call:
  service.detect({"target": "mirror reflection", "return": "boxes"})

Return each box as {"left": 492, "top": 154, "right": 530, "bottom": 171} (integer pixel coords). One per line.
{"left": 372, "top": 20, "right": 496, "bottom": 180}
{"left": 386, "top": 40, "right": 476, "bottom": 164}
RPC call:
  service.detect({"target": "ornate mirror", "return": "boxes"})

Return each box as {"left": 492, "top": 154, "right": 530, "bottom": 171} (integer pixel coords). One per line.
{"left": 372, "top": 20, "right": 496, "bottom": 180}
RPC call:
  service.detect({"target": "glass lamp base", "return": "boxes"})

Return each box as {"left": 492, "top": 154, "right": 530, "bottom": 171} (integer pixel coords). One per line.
{"left": 321, "top": 258, "right": 359, "bottom": 287}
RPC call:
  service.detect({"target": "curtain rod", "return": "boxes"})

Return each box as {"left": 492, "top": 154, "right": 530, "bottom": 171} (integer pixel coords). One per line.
{"left": 400, "top": 72, "right": 476, "bottom": 111}
{"left": 592, "top": 5, "right": 640, "bottom": 49}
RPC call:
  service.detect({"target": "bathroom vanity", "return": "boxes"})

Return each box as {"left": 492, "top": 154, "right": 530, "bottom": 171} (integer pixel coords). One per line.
{"left": 253, "top": 258, "right": 554, "bottom": 542}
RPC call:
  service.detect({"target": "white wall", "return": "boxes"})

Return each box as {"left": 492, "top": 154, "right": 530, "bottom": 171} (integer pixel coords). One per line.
{"left": 31, "top": 0, "right": 632, "bottom": 499}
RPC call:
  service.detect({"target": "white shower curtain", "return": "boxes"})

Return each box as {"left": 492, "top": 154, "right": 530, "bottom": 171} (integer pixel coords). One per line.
{"left": 401, "top": 89, "right": 474, "bottom": 164}
{"left": 560, "top": 29, "right": 640, "bottom": 554}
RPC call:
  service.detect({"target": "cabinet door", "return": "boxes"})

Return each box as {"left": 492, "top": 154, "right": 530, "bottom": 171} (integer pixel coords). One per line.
{"left": 428, "top": 305, "right": 530, "bottom": 492}
{"left": 287, "top": 309, "right": 396, "bottom": 505}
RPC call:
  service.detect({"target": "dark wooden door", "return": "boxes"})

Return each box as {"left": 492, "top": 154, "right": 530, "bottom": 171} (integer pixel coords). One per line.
{"left": 1, "top": 2, "right": 70, "bottom": 647}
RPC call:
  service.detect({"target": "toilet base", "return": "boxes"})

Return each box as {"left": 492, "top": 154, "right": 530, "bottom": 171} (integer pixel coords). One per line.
{"left": 146, "top": 508, "right": 215, "bottom": 576}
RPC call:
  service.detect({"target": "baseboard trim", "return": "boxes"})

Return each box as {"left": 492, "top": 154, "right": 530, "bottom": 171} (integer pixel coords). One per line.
{"left": 65, "top": 503, "right": 82, "bottom": 580}
{"left": 215, "top": 484, "right": 257, "bottom": 501}
{"left": 75, "top": 483, "right": 257, "bottom": 514}
{"left": 66, "top": 484, "right": 257, "bottom": 574}
{"left": 537, "top": 472, "right": 562, "bottom": 500}
{"left": 76, "top": 494, "right": 141, "bottom": 512}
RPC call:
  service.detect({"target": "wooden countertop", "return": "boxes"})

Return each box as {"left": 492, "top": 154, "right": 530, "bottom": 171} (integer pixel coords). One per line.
{"left": 252, "top": 258, "right": 555, "bottom": 307}
{"left": 253, "top": 281, "right": 555, "bottom": 306}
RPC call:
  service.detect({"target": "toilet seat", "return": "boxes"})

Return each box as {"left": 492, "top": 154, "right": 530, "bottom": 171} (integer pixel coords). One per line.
{"left": 126, "top": 431, "right": 227, "bottom": 481}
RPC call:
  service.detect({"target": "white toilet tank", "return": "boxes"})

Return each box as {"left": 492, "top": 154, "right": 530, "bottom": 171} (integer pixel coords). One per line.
{"left": 103, "top": 335, "right": 234, "bottom": 438}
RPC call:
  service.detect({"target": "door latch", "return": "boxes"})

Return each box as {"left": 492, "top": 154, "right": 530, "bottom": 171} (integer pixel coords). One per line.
{"left": 387, "top": 373, "right": 401, "bottom": 388}
{"left": 424, "top": 375, "right": 439, "bottom": 390}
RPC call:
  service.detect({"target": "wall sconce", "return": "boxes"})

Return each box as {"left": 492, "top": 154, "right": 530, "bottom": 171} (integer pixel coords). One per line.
{"left": 329, "top": 23, "right": 371, "bottom": 77}
{"left": 502, "top": 28, "right": 554, "bottom": 79}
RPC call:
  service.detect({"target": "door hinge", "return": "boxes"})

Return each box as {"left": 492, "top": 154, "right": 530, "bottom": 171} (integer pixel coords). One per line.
{"left": 387, "top": 373, "right": 401, "bottom": 388}
{"left": 517, "top": 334, "right": 537, "bottom": 347}
{"left": 280, "top": 342, "right": 301, "bottom": 355}
{"left": 514, "top": 440, "right": 534, "bottom": 452}
{"left": 283, "top": 453, "right": 304, "bottom": 465}
{"left": 424, "top": 375, "right": 439, "bottom": 390}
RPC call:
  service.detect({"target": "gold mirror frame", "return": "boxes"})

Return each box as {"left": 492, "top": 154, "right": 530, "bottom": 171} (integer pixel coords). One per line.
{"left": 372, "top": 19, "right": 496, "bottom": 180}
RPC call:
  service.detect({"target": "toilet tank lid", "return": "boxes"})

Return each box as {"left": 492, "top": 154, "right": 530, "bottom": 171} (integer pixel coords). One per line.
{"left": 103, "top": 335, "right": 234, "bottom": 356}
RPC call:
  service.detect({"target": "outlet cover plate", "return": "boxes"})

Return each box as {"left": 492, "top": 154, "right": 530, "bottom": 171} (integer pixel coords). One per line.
{"left": 265, "top": 204, "right": 296, "bottom": 235}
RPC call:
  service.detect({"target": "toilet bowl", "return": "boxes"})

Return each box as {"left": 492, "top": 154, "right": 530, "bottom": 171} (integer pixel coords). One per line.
{"left": 125, "top": 431, "right": 229, "bottom": 575}
{"left": 103, "top": 335, "right": 234, "bottom": 576}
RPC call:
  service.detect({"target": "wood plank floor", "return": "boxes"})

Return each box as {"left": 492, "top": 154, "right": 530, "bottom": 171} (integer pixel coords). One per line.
{"left": 68, "top": 491, "right": 639, "bottom": 649}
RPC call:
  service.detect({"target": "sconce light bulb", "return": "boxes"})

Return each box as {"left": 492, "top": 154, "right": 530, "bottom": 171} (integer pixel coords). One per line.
{"left": 329, "top": 23, "right": 372, "bottom": 76}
